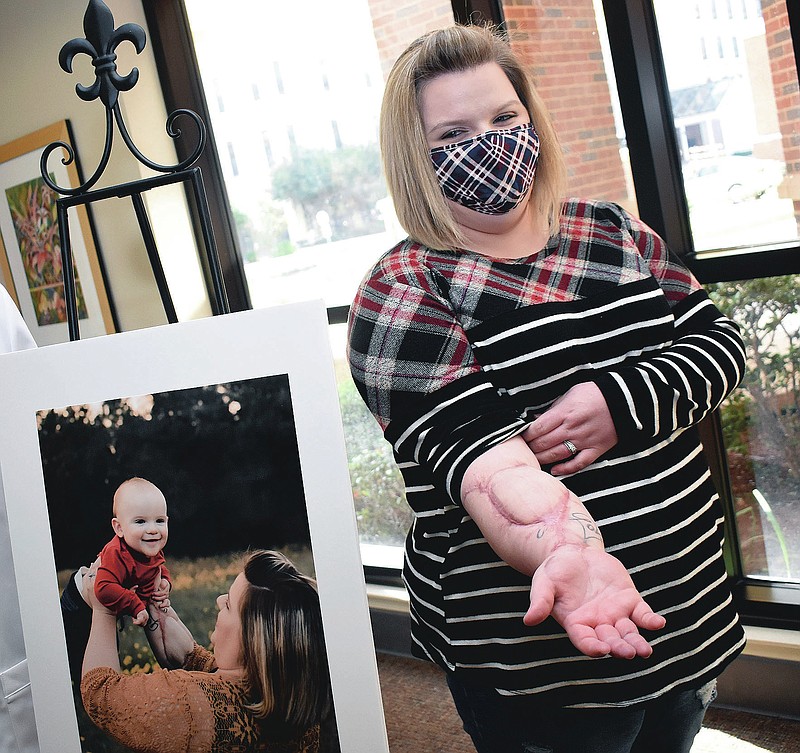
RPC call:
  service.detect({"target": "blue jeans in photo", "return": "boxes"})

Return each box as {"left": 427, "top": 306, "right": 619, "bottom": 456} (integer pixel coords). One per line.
{"left": 446, "top": 673, "right": 717, "bottom": 753}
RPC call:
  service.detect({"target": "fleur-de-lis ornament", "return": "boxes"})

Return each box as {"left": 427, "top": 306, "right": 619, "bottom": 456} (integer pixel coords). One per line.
{"left": 38, "top": 0, "right": 225, "bottom": 341}
{"left": 41, "top": 0, "right": 206, "bottom": 195}
{"left": 58, "top": 0, "right": 146, "bottom": 110}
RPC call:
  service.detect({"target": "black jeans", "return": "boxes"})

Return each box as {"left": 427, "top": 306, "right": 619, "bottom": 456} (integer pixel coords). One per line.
{"left": 59, "top": 571, "right": 92, "bottom": 685}
{"left": 446, "top": 672, "right": 717, "bottom": 753}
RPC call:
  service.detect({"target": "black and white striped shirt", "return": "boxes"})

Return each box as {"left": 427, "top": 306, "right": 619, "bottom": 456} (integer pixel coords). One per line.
{"left": 348, "top": 199, "right": 746, "bottom": 706}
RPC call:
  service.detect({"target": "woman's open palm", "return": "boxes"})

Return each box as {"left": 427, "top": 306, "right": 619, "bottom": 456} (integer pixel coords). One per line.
{"left": 524, "top": 546, "right": 666, "bottom": 659}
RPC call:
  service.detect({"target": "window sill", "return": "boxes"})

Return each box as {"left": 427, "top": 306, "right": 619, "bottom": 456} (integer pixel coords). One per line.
{"left": 361, "top": 543, "right": 404, "bottom": 570}
{"left": 742, "top": 625, "right": 800, "bottom": 663}
{"left": 364, "top": 583, "right": 800, "bottom": 664}
{"left": 366, "top": 582, "right": 409, "bottom": 614}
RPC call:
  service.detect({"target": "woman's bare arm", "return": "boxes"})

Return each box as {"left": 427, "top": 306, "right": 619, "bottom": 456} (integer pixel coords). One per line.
{"left": 461, "top": 435, "right": 603, "bottom": 571}
{"left": 461, "top": 435, "right": 665, "bottom": 658}
{"left": 144, "top": 604, "right": 197, "bottom": 670}
{"left": 80, "top": 564, "right": 122, "bottom": 676}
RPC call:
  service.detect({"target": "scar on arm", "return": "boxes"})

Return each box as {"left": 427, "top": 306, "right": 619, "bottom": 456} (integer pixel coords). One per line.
{"left": 481, "top": 470, "right": 602, "bottom": 547}
{"left": 472, "top": 462, "right": 567, "bottom": 526}
{"left": 534, "top": 510, "right": 603, "bottom": 548}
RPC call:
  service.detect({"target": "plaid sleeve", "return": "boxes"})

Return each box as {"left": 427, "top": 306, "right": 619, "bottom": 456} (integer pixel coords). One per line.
{"left": 347, "top": 247, "right": 483, "bottom": 429}
{"left": 614, "top": 204, "right": 703, "bottom": 305}
{"left": 348, "top": 247, "right": 526, "bottom": 503}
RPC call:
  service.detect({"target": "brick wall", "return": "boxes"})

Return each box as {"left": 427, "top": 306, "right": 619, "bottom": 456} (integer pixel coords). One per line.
{"left": 502, "top": 0, "right": 632, "bottom": 206}
{"left": 369, "top": 0, "right": 454, "bottom": 80}
{"left": 762, "top": 0, "right": 800, "bottom": 226}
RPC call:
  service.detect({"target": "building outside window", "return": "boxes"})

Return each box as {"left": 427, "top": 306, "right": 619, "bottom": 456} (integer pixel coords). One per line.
{"left": 175, "top": 0, "right": 800, "bottom": 596}
{"left": 654, "top": 0, "right": 800, "bottom": 586}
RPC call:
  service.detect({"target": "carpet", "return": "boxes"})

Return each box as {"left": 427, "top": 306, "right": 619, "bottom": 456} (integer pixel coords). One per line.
{"left": 376, "top": 653, "right": 800, "bottom": 752}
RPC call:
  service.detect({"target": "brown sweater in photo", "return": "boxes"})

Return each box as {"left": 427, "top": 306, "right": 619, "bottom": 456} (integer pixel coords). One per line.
{"left": 81, "top": 645, "right": 319, "bottom": 753}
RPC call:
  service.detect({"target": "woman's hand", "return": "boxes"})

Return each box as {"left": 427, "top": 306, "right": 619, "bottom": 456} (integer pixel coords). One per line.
{"left": 150, "top": 571, "right": 171, "bottom": 610}
{"left": 460, "top": 437, "right": 663, "bottom": 660}
{"left": 81, "top": 558, "right": 113, "bottom": 615}
{"left": 523, "top": 382, "right": 618, "bottom": 475}
{"left": 524, "top": 546, "right": 666, "bottom": 659}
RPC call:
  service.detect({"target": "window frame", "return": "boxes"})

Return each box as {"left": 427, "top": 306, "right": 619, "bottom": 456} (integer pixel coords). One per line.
{"left": 603, "top": 0, "right": 800, "bottom": 628}
{"left": 142, "top": 0, "right": 251, "bottom": 313}
{"left": 143, "top": 0, "right": 800, "bottom": 626}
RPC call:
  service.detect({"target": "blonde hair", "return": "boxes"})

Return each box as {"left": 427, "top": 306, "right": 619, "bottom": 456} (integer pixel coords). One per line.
{"left": 380, "top": 24, "right": 567, "bottom": 251}
{"left": 239, "top": 550, "right": 332, "bottom": 736}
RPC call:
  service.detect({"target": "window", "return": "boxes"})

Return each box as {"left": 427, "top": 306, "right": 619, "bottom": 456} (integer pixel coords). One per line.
{"left": 185, "top": 0, "right": 408, "bottom": 308}
{"left": 227, "top": 142, "right": 238, "bottom": 177}
{"left": 262, "top": 133, "right": 274, "bottom": 168}
{"left": 705, "top": 274, "right": 800, "bottom": 583}
{"left": 655, "top": 0, "right": 800, "bottom": 583}
{"left": 608, "top": 0, "right": 800, "bottom": 621}
{"left": 181, "top": 0, "right": 456, "bottom": 561}
{"left": 655, "top": 0, "right": 798, "bottom": 254}
{"left": 147, "top": 0, "right": 800, "bottom": 620}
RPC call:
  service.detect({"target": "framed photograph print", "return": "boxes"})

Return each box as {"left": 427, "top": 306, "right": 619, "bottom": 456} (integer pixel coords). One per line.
{"left": 0, "top": 121, "right": 115, "bottom": 345}
{"left": 0, "top": 301, "right": 389, "bottom": 753}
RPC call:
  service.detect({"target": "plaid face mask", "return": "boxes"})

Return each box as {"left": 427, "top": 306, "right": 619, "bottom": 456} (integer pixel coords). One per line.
{"left": 429, "top": 123, "right": 540, "bottom": 215}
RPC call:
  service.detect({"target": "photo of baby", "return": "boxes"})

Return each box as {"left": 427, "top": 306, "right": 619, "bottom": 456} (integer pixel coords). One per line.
{"left": 60, "top": 477, "right": 172, "bottom": 683}
{"left": 0, "top": 301, "right": 388, "bottom": 753}
{"left": 41, "top": 375, "right": 338, "bottom": 753}
{"left": 97, "top": 477, "right": 171, "bottom": 625}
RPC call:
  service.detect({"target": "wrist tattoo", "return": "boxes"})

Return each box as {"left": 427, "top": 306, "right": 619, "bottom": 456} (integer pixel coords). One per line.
{"left": 570, "top": 512, "right": 602, "bottom": 543}
{"left": 535, "top": 511, "right": 602, "bottom": 545}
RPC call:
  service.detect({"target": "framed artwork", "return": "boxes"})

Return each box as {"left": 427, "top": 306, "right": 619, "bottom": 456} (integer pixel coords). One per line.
{"left": 0, "top": 121, "right": 115, "bottom": 345}
{"left": 0, "top": 301, "right": 389, "bottom": 753}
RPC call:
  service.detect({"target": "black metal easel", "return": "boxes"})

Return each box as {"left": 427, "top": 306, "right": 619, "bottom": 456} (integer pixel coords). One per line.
{"left": 41, "top": 0, "right": 230, "bottom": 340}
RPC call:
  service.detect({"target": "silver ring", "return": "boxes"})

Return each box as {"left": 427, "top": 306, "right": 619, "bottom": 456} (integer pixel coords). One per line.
{"left": 563, "top": 439, "right": 578, "bottom": 457}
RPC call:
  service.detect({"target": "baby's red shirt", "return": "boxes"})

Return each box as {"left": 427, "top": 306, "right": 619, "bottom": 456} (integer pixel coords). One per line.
{"left": 94, "top": 536, "right": 171, "bottom": 618}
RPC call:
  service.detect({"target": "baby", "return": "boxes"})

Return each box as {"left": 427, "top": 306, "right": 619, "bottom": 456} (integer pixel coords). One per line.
{"left": 94, "top": 477, "right": 172, "bottom": 626}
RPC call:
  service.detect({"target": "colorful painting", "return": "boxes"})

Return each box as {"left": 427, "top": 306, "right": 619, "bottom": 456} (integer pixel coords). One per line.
{"left": 0, "top": 121, "right": 115, "bottom": 345}
{"left": 5, "top": 175, "right": 88, "bottom": 325}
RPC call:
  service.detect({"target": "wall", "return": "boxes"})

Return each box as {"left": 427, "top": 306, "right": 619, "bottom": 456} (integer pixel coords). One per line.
{"left": 369, "top": 0, "right": 455, "bottom": 79}
{"left": 0, "top": 0, "right": 211, "bottom": 335}
{"left": 503, "top": 0, "right": 631, "bottom": 206}
{"left": 764, "top": 0, "right": 800, "bottom": 220}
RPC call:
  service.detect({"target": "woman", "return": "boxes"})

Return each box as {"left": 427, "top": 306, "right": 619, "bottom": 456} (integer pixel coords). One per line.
{"left": 80, "top": 550, "right": 332, "bottom": 753}
{"left": 347, "top": 24, "right": 746, "bottom": 753}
